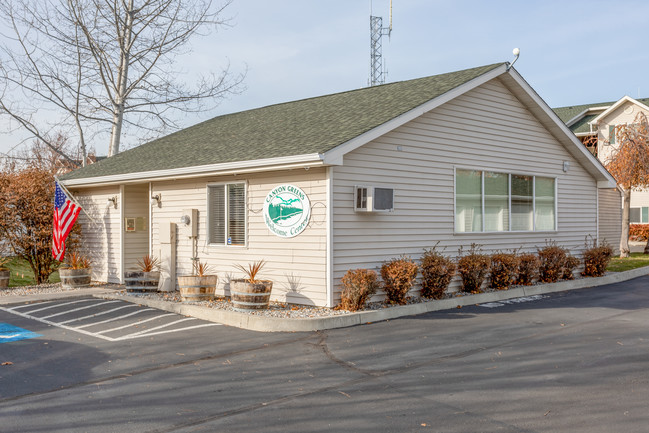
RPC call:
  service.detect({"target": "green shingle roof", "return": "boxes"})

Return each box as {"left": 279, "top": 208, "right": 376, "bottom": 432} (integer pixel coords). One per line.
{"left": 553, "top": 97, "right": 649, "bottom": 134}
{"left": 62, "top": 63, "right": 504, "bottom": 181}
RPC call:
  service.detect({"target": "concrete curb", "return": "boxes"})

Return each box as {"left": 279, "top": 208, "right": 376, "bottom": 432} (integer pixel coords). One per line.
{"left": 0, "top": 287, "right": 119, "bottom": 306}
{"left": 94, "top": 266, "right": 649, "bottom": 333}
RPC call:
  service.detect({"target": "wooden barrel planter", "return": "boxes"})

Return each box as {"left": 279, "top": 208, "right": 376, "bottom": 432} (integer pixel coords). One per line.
{"left": 124, "top": 271, "right": 160, "bottom": 292}
{"left": 59, "top": 268, "right": 91, "bottom": 289}
{"left": 0, "top": 270, "right": 10, "bottom": 289}
{"left": 177, "top": 275, "right": 218, "bottom": 302}
{"left": 230, "top": 279, "right": 273, "bottom": 311}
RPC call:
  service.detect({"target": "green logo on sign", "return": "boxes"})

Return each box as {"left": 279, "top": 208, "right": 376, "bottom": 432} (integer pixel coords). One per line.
{"left": 263, "top": 184, "right": 311, "bottom": 238}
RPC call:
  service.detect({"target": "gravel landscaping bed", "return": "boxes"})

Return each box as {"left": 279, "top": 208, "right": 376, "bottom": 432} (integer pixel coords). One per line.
{"left": 0, "top": 282, "right": 122, "bottom": 297}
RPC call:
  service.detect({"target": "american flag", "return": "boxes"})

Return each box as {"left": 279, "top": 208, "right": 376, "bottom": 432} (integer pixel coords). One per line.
{"left": 52, "top": 181, "right": 81, "bottom": 261}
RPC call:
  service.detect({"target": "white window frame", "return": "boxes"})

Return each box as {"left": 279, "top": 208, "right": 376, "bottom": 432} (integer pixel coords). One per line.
{"left": 206, "top": 181, "right": 248, "bottom": 247}
{"left": 454, "top": 166, "right": 558, "bottom": 234}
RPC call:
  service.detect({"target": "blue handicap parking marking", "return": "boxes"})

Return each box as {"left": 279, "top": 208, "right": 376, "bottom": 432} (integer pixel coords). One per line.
{"left": 0, "top": 323, "right": 42, "bottom": 343}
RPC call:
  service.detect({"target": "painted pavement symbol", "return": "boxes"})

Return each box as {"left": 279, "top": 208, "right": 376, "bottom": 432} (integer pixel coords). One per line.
{"left": 479, "top": 295, "right": 548, "bottom": 308}
{"left": 0, "top": 299, "right": 220, "bottom": 342}
{"left": 0, "top": 323, "right": 42, "bottom": 343}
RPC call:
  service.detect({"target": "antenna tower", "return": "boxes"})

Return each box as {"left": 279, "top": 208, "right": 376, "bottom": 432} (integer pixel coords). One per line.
{"left": 369, "top": 0, "right": 392, "bottom": 86}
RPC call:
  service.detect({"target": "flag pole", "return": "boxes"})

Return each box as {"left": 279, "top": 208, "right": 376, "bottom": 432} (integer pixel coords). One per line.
{"left": 54, "top": 176, "right": 99, "bottom": 225}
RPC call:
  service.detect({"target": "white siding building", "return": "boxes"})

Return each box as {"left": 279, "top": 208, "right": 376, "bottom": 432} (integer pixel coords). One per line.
{"left": 61, "top": 63, "right": 617, "bottom": 307}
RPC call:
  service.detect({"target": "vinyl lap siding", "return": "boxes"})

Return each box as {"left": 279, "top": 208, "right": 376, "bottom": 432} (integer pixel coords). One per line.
{"left": 598, "top": 188, "right": 622, "bottom": 253}
{"left": 332, "top": 78, "right": 599, "bottom": 300}
{"left": 73, "top": 186, "right": 121, "bottom": 283}
{"left": 151, "top": 168, "right": 328, "bottom": 306}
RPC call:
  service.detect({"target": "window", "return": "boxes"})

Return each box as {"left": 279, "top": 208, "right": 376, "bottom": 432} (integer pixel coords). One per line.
{"left": 630, "top": 207, "right": 649, "bottom": 224}
{"left": 608, "top": 124, "right": 616, "bottom": 145}
{"left": 484, "top": 172, "right": 509, "bottom": 232}
{"left": 207, "top": 183, "right": 246, "bottom": 246}
{"left": 455, "top": 169, "right": 556, "bottom": 233}
{"left": 511, "top": 175, "right": 533, "bottom": 231}
{"left": 455, "top": 169, "right": 482, "bottom": 232}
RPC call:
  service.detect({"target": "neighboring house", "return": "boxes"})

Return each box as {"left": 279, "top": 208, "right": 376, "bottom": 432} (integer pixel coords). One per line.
{"left": 555, "top": 97, "right": 649, "bottom": 226}
{"left": 60, "top": 62, "right": 618, "bottom": 307}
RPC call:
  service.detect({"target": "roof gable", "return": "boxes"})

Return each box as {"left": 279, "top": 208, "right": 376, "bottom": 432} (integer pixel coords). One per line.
{"left": 589, "top": 96, "right": 649, "bottom": 125}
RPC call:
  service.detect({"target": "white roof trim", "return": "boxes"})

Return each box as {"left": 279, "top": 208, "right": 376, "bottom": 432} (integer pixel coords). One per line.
{"left": 322, "top": 63, "right": 509, "bottom": 164}
{"left": 564, "top": 106, "right": 608, "bottom": 127}
{"left": 62, "top": 153, "right": 325, "bottom": 187}
{"left": 589, "top": 96, "right": 649, "bottom": 125}
{"left": 502, "top": 68, "right": 617, "bottom": 188}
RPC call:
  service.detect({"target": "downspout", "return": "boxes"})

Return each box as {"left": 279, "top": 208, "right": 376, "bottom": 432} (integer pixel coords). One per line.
{"left": 326, "top": 166, "right": 334, "bottom": 308}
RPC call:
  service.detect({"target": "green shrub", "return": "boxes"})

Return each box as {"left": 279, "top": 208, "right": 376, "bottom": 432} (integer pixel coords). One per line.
{"left": 582, "top": 241, "right": 613, "bottom": 277}
{"left": 457, "top": 244, "right": 491, "bottom": 293}
{"left": 380, "top": 256, "right": 419, "bottom": 305}
{"left": 562, "top": 255, "right": 580, "bottom": 280}
{"left": 490, "top": 252, "right": 519, "bottom": 290}
{"left": 538, "top": 242, "right": 568, "bottom": 283}
{"left": 339, "top": 269, "right": 380, "bottom": 311}
{"left": 420, "top": 247, "right": 456, "bottom": 299}
{"left": 516, "top": 253, "right": 540, "bottom": 286}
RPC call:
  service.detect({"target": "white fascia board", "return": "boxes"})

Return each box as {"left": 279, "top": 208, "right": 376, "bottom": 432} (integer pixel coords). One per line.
{"left": 564, "top": 106, "right": 607, "bottom": 127}
{"left": 62, "top": 153, "right": 325, "bottom": 188}
{"left": 575, "top": 132, "right": 594, "bottom": 137}
{"left": 322, "top": 63, "right": 509, "bottom": 165}
{"left": 589, "top": 96, "right": 645, "bottom": 125}
{"left": 505, "top": 68, "right": 617, "bottom": 189}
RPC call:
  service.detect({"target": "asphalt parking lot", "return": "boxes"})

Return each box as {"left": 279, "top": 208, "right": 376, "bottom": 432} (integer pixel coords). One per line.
{"left": 1, "top": 277, "right": 649, "bottom": 432}
{"left": 1, "top": 298, "right": 220, "bottom": 341}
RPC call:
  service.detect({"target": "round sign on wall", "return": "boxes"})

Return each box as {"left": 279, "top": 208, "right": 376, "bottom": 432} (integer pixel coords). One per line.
{"left": 263, "top": 184, "right": 311, "bottom": 238}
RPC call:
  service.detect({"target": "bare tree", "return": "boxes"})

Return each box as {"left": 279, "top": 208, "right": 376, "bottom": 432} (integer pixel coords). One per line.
{"left": 0, "top": 0, "right": 244, "bottom": 161}
{"left": 602, "top": 112, "right": 649, "bottom": 257}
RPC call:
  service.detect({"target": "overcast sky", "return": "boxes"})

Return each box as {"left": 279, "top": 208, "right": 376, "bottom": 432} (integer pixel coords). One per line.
{"left": 2, "top": 0, "right": 649, "bottom": 156}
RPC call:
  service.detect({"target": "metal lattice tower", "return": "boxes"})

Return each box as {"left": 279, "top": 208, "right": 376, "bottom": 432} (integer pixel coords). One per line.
{"left": 369, "top": 1, "right": 392, "bottom": 86}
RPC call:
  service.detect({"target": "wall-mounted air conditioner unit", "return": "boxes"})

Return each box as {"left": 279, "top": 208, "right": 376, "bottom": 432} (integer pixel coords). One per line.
{"left": 354, "top": 186, "right": 394, "bottom": 212}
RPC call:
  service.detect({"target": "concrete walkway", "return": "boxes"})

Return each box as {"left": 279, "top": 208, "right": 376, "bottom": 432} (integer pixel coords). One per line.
{"left": 3, "top": 266, "right": 649, "bottom": 333}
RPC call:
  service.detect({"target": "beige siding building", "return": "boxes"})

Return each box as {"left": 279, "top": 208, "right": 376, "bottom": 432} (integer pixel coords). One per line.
{"left": 61, "top": 63, "right": 617, "bottom": 307}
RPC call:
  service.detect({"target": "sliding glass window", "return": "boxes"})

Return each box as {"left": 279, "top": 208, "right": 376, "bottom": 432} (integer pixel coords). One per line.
{"left": 455, "top": 169, "right": 556, "bottom": 233}
{"left": 455, "top": 169, "right": 482, "bottom": 233}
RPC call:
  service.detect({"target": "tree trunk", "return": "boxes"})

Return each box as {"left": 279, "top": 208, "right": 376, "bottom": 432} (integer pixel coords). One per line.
{"left": 108, "top": 0, "right": 134, "bottom": 157}
{"left": 620, "top": 188, "right": 631, "bottom": 258}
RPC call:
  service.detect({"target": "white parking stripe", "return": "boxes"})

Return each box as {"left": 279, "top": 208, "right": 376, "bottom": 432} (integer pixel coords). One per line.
{"left": 40, "top": 300, "right": 122, "bottom": 319}
{"left": 75, "top": 308, "right": 156, "bottom": 329}
{"left": 115, "top": 317, "right": 197, "bottom": 339}
{"left": 0, "top": 306, "right": 116, "bottom": 341}
{"left": 97, "top": 313, "right": 177, "bottom": 335}
{"left": 116, "top": 323, "right": 220, "bottom": 340}
{"left": 7, "top": 301, "right": 56, "bottom": 310}
{"left": 16, "top": 299, "right": 97, "bottom": 314}
{"left": 58, "top": 304, "right": 137, "bottom": 325}
{"left": 1, "top": 299, "right": 222, "bottom": 342}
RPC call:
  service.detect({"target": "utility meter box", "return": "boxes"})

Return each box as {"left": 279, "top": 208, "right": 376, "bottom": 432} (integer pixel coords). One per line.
{"left": 182, "top": 208, "right": 198, "bottom": 238}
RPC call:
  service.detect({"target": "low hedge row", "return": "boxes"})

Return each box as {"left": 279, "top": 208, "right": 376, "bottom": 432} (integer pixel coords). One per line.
{"left": 338, "top": 241, "right": 613, "bottom": 311}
